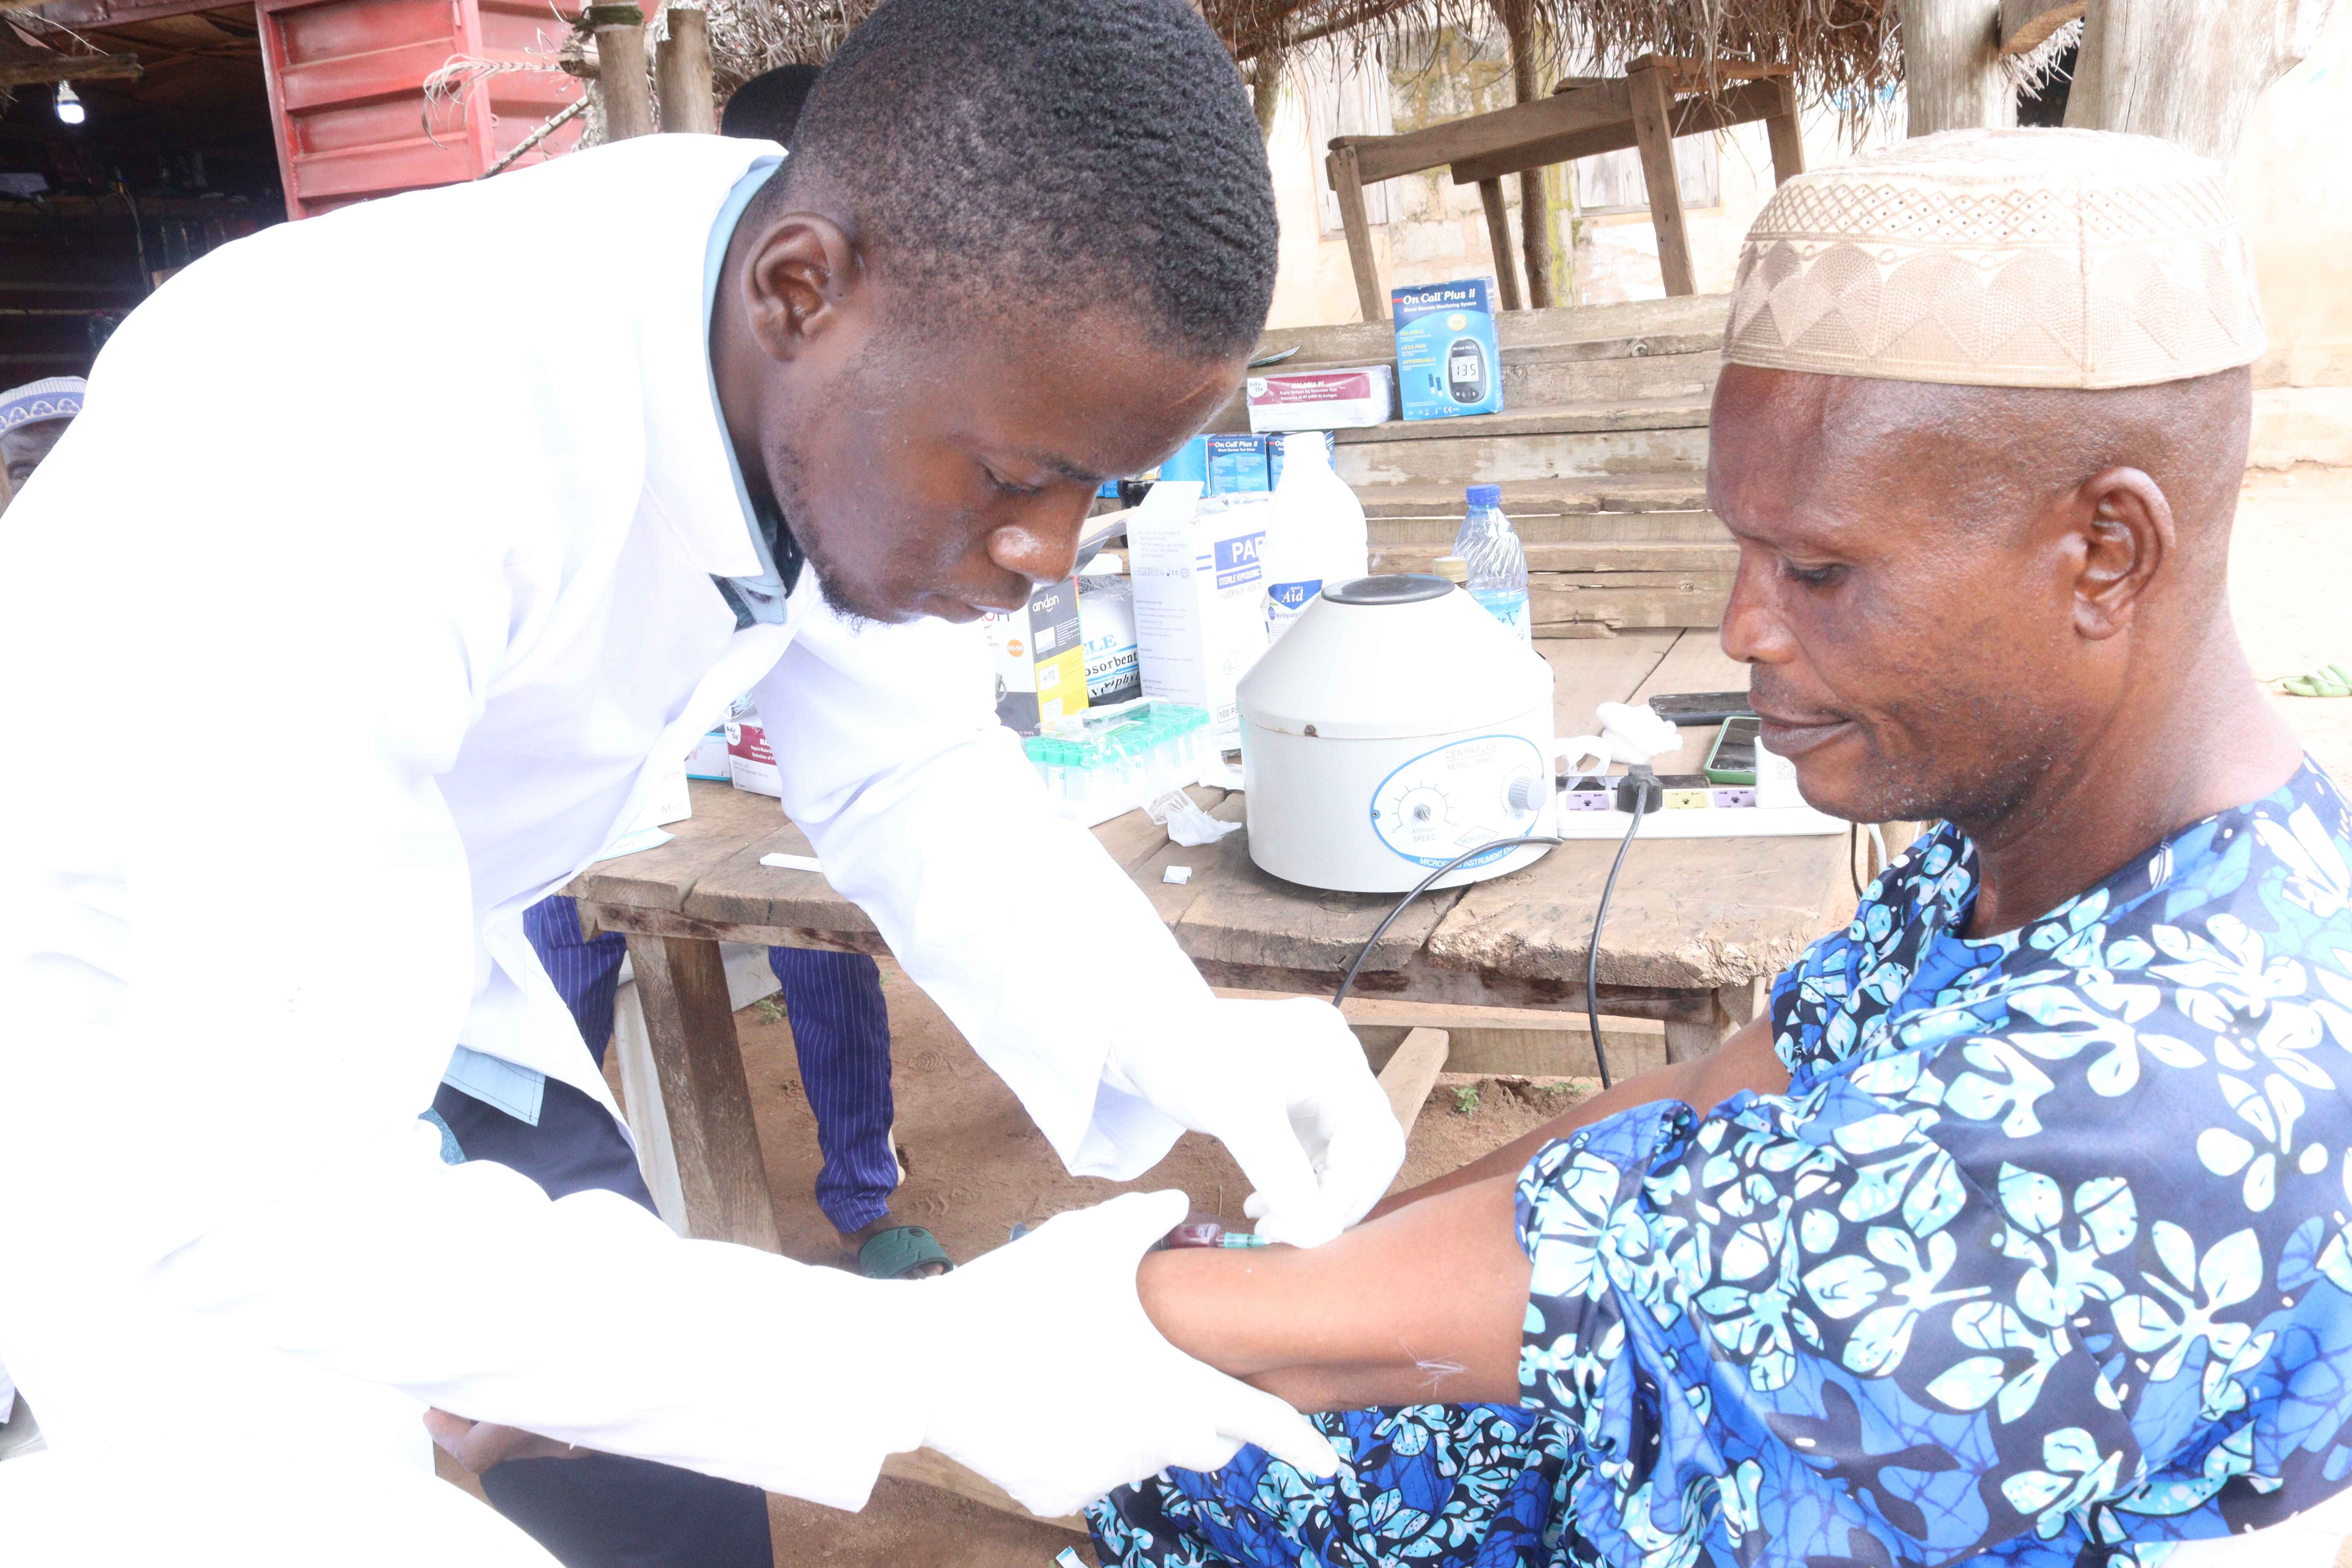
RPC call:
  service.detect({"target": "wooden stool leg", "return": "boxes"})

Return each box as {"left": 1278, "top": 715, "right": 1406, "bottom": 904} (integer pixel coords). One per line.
{"left": 1764, "top": 78, "right": 1806, "bottom": 186}
{"left": 1328, "top": 143, "right": 1387, "bottom": 322}
{"left": 622, "top": 933, "right": 782, "bottom": 1253}
{"left": 1660, "top": 990, "right": 1727, "bottom": 1064}
{"left": 1627, "top": 64, "right": 1697, "bottom": 296}
{"left": 1475, "top": 178, "right": 1526, "bottom": 311}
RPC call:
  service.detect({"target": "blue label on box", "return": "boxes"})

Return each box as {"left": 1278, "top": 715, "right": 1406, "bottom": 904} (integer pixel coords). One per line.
{"left": 1213, "top": 530, "right": 1266, "bottom": 590}
{"left": 1392, "top": 278, "right": 1503, "bottom": 421}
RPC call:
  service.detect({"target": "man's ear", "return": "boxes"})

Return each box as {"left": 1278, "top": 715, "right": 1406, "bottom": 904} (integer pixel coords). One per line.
{"left": 739, "top": 212, "right": 863, "bottom": 363}
{"left": 2069, "top": 466, "right": 2173, "bottom": 641}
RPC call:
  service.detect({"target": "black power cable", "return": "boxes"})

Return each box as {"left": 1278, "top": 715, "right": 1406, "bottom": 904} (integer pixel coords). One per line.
{"left": 1332, "top": 795, "right": 1650, "bottom": 1092}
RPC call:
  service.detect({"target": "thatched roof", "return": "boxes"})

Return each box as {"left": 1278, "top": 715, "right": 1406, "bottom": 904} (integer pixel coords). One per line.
{"left": 702, "top": 0, "right": 1900, "bottom": 125}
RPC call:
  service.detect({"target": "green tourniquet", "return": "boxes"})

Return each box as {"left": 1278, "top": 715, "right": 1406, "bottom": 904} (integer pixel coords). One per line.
{"left": 2282, "top": 664, "right": 2352, "bottom": 697}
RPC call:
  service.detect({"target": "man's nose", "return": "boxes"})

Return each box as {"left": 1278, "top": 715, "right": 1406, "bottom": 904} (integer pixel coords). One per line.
{"left": 986, "top": 503, "right": 1085, "bottom": 586}
{"left": 1719, "top": 548, "right": 1793, "bottom": 666}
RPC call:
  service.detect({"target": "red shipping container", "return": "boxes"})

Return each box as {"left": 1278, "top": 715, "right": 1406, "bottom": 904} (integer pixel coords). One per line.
{"left": 258, "top": 0, "right": 589, "bottom": 220}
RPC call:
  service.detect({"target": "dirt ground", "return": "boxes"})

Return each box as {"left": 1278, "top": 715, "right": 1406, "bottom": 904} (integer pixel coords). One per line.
{"left": 457, "top": 466, "right": 2352, "bottom": 1565}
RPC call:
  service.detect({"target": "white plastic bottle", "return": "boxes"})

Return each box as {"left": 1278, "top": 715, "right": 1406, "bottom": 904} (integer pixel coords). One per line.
{"left": 1261, "top": 431, "right": 1368, "bottom": 642}
{"left": 1453, "top": 483, "right": 1530, "bottom": 643}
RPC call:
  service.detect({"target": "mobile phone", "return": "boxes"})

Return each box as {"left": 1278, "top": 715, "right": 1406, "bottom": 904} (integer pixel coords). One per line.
{"left": 1648, "top": 691, "right": 1755, "bottom": 727}
{"left": 1705, "top": 716, "right": 1760, "bottom": 784}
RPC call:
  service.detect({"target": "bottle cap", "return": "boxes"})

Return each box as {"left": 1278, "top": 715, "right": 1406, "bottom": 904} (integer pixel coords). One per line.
{"left": 1465, "top": 483, "right": 1502, "bottom": 507}
{"left": 1434, "top": 555, "right": 1468, "bottom": 583}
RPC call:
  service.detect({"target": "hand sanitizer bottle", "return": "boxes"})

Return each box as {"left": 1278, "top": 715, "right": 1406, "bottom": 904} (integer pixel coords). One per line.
{"left": 1453, "top": 483, "right": 1530, "bottom": 642}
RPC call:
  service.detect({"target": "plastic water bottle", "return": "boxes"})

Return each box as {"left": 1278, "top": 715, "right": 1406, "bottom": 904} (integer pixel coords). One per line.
{"left": 1261, "top": 431, "right": 1368, "bottom": 642}
{"left": 1453, "top": 483, "right": 1530, "bottom": 642}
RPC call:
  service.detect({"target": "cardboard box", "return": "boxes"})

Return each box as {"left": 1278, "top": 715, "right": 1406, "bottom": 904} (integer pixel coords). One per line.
{"left": 725, "top": 713, "right": 781, "bottom": 797}
{"left": 982, "top": 576, "right": 1090, "bottom": 735}
{"left": 1127, "top": 482, "right": 1270, "bottom": 748}
{"left": 1392, "top": 279, "right": 1503, "bottom": 420}
{"left": 1267, "top": 429, "right": 1336, "bottom": 488}
{"left": 1205, "top": 432, "right": 1269, "bottom": 494}
{"left": 1077, "top": 570, "right": 1141, "bottom": 706}
{"left": 1245, "top": 365, "right": 1394, "bottom": 432}
{"left": 686, "top": 728, "right": 731, "bottom": 782}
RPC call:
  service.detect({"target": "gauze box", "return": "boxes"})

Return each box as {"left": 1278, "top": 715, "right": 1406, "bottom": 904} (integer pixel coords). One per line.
{"left": 1245, "top": 365, "right": 1394, "bottom": 432}
{"left": 1392, "top": 278, "right": 1503, "bottom": 420}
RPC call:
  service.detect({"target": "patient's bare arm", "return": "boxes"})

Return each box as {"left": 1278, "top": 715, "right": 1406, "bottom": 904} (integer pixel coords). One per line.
{"left": 1136, "top": 1020, "right": 1790, "bottom": 1413}
{"left": 1138, "top": 1174, "right": 1529, "bottom": 1410}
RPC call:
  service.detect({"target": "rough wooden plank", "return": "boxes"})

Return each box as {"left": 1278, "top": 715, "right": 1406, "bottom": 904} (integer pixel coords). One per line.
{"left": 1327, "top": 142, "right": 1385, "bottom": 323}
{"left": 1357, "top": 478, "right": 1711, "bottom": 517}
{"left": 1448, "top": 78, "right": 1786, "bottom": 185}
{"left": 1333, "top": 401, "right": 1710, "bottom": 444}
{"left": 1245, "top": 294, "right": 1728, "bottom": 370}
{"left": 1381, "top": 542, "right": 1734, "bottom": 575}
{"left": 1378, "top": 1028, "right": 1453, "bottom": 1137}
{"left": 652, "top": 4, "right": 717, "bottom": 133}
{"left": 1134, "top": 795, "right": 1468, "bottom": 976}
{"left": 1369, "top": 514, "right": 1729, "bottom": 550}
{"left": 1344, "top": 78, "right": 1635, "bottom": 183}
{"left": 565, "top": 781, "right": 788, "bottom": 914}
{"left": 622, "top": 933, "right": 782, "bottom": 1252}
{"left": 1628, "top": 63, "right": 1698, "bottom": 297}
{"left": 1530, "top": 580, "right": 1733, "bottom": 630}
{"left": 1476, "top": 178, "right": 1524, "bottom": 311}
{"left": 1627, "top": 625, "right": 1750, "bottom": 713}
{"left": 1763, "top": 77, "right": 1806, "bottom": 185}
{"left": 1545, "top": 629, "right": 1679, "bottom": 739}
{"left": 1340, "top": 428, "right": 1712, "bottom": 488}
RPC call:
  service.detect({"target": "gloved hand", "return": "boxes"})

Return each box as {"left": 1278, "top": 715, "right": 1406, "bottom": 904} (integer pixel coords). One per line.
{"left": 1106, "top": 996, "right": 1405, "bottom": 1249}
{"left": 916, "top": 1189, "right": 1338, "bottom": 1517}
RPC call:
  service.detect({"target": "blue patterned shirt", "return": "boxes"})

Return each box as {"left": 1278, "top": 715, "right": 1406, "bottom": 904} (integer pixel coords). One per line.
{"left": 1518, "top": 757, "right": 2352, "bottom": 1568}
{"left": 1094, "top": 758, "right": 2352, "bottom": 1568}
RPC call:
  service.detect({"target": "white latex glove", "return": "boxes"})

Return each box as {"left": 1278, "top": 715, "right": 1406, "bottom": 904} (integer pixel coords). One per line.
{"left": 916, "top": 1189, "right": 1338, "bottom": 1517}
{"left": 1106, "top": 996, "right": 1405, "bottom": 1249}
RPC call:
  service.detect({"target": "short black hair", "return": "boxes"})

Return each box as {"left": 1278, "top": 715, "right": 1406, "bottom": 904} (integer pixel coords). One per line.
{"left": 720, "top": 63, "right": 823, "bottom": 145}
{"left": 768, "top": 0, "right": 1276, "bottom": 359}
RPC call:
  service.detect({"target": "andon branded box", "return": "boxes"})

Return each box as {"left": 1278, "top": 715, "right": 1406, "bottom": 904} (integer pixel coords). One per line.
{"left": 982, "top": 576, "right": 1090, "bottom": 735}
{"left": 1392, "top": 278, "right": 1503, "bottom": 420}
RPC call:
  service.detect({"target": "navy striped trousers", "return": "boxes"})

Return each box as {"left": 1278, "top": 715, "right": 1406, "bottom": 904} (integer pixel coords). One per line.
{"left": 522, "top": 895, "right": 900, "bottom": 1233}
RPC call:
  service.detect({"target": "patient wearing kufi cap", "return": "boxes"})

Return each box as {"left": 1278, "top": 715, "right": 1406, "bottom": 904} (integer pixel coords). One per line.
{"left": 1085, "top": 129, "right": 2352, "bottom": 1568}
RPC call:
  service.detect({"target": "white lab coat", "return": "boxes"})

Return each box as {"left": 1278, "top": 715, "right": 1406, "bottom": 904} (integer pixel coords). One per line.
{"left": 0, "top": 134, "right": 1212, "bottom": 1527}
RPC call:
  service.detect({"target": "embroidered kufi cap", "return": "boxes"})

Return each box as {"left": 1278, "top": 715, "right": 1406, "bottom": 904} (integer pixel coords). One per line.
{"left": 0, "top": 376, "right": 86, "bottom": 433}
{"left": 1724, "top": 129, "right": 2265, "bottom": 390}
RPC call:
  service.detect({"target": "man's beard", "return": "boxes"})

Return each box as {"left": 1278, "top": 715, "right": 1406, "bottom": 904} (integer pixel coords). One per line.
{"left": 766, "top": 438, "right": 881, "bottom": 632}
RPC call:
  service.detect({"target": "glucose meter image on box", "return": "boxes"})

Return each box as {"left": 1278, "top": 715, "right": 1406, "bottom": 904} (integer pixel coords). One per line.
{"left": 1446, "top": 334, "right": 1488, "bottom": 405}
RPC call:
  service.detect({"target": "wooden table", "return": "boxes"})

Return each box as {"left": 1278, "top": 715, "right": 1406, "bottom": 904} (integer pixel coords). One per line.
{"left": 565, "top": 627, "right": 1855, "bottom": 1256}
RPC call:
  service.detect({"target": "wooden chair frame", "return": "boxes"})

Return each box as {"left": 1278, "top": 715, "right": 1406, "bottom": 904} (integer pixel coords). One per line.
{"left": 1325, "top": 56, "right": 1807, "bottom": 320}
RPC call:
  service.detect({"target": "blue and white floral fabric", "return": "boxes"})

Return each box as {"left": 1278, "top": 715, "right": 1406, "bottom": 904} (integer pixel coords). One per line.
{"left": 1093, "top": 759, "right": 2352, "bottom": 1568}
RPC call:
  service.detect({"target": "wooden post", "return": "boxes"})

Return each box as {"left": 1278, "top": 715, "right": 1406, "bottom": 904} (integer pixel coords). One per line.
{"left": 1327, "top": 142, "right": 1386, "bottom": 322}
{"left": 1494, "top": 0, "right": 1553, "bottom": 308}
{"left": 1626, "top": 62, "right": 1697, "bottom": 297}
{"left": 1763, "top": 77, "right": 1806, "bottom": 185}
{"left": 2064, "top": 0, "right": 2333, "bottom": 163}
{"left": 1899, "top": 0, "right": 2017, "bottom": 135}
{"left": 587, "top": 3, "right": 654, "bottom": 142}
{"left": 621, "top": 933, "right": 783, "bottom": 1252}
{"left": 653, "top": 4, "right": 716, "bottom": 135}
{"left": 1475, "top": 177, "right": 1526, "bottom": 310}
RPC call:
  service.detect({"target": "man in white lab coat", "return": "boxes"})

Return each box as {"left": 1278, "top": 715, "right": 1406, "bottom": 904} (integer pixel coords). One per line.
{"left": 0, "top": 0, "right": 1402, "bottom": 1560}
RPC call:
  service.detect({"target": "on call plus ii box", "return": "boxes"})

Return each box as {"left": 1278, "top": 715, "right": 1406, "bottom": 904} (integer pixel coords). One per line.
{"left": 1392, "top": 278, "right": 1503, "bottom": 421}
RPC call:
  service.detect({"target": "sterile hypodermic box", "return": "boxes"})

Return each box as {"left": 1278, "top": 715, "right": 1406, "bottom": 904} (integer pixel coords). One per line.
{"left": 982, "top": 576, "right": 1091, "bottom": 735}
{"left": 1392, "top": 278, "right": 1503, "bottom": 421}
{"left": 1127, "top": 482, "right": 1270, "bottom": 758}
